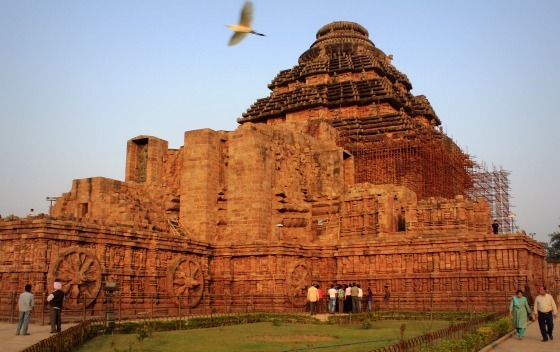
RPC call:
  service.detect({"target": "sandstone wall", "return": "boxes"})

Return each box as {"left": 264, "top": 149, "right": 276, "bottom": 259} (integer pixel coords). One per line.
{"left": 51, "top": 177, "right": 174, "bottom": 231}
{"left": 180, "top": 123, "right": 344, "bottom": 244}
{"left": 0, "top": 219, "right": 210, "bottom": 313}
{"left": 0, "top": 219, "right": 549, "bottom": 314}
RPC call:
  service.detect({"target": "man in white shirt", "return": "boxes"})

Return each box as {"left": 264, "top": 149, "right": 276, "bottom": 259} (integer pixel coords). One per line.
{"left": 327, "top": 285, "right": 337, "bottom": 313}
{"left": 533, "top": 286, "right": 558, "bottom": 342}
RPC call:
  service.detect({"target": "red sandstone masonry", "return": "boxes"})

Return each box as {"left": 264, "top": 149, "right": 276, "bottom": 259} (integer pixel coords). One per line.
{"left": 1, "top": 21, "right": 557, "bottom": 315}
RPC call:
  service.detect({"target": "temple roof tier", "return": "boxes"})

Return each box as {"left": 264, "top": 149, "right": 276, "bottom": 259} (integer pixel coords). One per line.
{"left": 239, "top": 78, "right": 411, "bottom": 123}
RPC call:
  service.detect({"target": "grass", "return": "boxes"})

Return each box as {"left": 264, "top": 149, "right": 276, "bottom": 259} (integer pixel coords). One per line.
{"left": 78, "top": 320, "right": 450, "bottom": 352}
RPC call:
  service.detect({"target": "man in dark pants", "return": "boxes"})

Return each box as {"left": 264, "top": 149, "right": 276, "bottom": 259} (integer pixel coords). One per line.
{"left": 306, "top": 283, "right": 319, "bottom": 316}
{"left": 533, "top": 286, "right": 558, "bottom": 342}
{"left": 47, "top": 282, "right": 65, "bottom": 333}
{"left": 383, "top": 285, "right": 391, "bottom": 310}
{"left": 350, "top": 283, "right": 359, "bottom": 313}
{"left": 491, "top": 220, "right": 499, "bottom": 234}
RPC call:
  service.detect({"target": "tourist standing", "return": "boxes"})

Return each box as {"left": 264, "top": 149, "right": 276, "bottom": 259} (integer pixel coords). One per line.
{"left": 351, "top": 283, "right": 359, "bottom": 313}
{"left": 16, "top": 284, "right": 34, "bottom": 336}
{"left": 47, "top": 282, "right": 65, "bottom": 333}
{"left": 316, "top": 285, "right": 324, "bottom": 313}
{"left": 307, "top": 283, "right": 319, "bottom": 316}
{"left": 491, "top": 220, "right": 499, "bottom": 234}
{"left": 357, "top": 284, "right": 363, "bottom": 313}
{"left": 337, "top": 285, "right": 345, "bottom": 313}
{"left": 344, "top": 283, "right": 352, "bottom": 312}
{"left": 383, "top": 285, "right": 391, "bottom": 310}
{"left": 509, "top": 289, "right": 531, "bottom": 340}
{"left": 327, "top": 284, "right": 337, "bottom": 313}
{"left": 534, "top": 286, "right": 557, "bottom": 342}
{"left": 367, "top": 288, "right": 373, "bottom": 311}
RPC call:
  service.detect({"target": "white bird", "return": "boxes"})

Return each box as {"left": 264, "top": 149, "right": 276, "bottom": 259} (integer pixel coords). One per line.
{"left": 226, "top": 1, "right": 265, "bottom": 46}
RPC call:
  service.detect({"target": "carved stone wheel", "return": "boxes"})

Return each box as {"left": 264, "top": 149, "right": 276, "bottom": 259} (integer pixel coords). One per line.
{"left": 286, "top": 262, "right": 309, "bottom": 307}
{"left": 167, "top": 257, "right": 204, "bottom": 308}
{"left": 47, "top": 247, "right": 102, "bottom": 309}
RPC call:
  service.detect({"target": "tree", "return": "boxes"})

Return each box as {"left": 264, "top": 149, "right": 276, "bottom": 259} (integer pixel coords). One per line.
{"left": 546, "top": 225, "right": 560, "bottom": 261}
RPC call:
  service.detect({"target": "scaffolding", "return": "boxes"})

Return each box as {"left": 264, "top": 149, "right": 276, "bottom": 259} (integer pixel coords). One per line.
{"left": 333, "top": 113, "right": 473, "bottom": 200}
{"left": 328, "top": 110, "right": 514, "bottom": 234}
{"left": 467, "top": 161, "right": 513, "bottom": 233}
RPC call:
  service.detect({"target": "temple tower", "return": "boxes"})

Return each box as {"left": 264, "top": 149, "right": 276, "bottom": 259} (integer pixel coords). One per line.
{"left": 239, "top": 21, "right": 471, "bottom": 200}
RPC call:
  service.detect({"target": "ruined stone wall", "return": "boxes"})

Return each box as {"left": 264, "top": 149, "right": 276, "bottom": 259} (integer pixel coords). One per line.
{"left": 52, "top": 135, "right": 184, "bottom": 232}
{"left": 125, "top": 136, "right": 178, "bottom": 187}
{"left": 181, "top": 123, "right": 344, "bottom": 244}
{"left": 407, "top": 195, "right": 490, "bottom": 235}
{"left": 51, "top": 177, "right": 174, "bottom": 231}
{"left": 0, "top": 219, "right": 210, "bottom": 313}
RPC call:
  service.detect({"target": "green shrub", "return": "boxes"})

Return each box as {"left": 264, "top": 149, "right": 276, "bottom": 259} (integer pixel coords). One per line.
{"left": 476, "top": 326, "right": 496, "bottom": 342}
{"left": 107, "top": 313, "right": 320, "bottom": 336}
{"left": 361, "top": 319, "right": 374, "bottom": 329}
{"left": 416, "top": 315, "right": 512, "bottom": 352}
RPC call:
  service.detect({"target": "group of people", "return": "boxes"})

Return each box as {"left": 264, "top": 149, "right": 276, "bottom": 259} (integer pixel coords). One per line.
{"left": 509, "top": 286, "right": 557, "bottom": 342}
{"left": 307, "top": 282, "right": 390, "bottom": 315}
{"left": 15, "top": 281, "right": 66, "bottom": 336}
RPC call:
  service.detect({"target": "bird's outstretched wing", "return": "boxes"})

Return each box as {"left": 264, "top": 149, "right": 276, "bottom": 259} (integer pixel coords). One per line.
{"left": 229, "top": 32, "right": 247, "bottom": 46}
{"left": 239, "top": 1, "right": 254, "bottom": 27}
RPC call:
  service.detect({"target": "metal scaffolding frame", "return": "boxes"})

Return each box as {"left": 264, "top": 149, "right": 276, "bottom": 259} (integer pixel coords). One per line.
{"left": 467, "top": 161, "right": 514, "bottom": 233}
{"left": 334, "top": 115, "right": 473, "bottom": 200}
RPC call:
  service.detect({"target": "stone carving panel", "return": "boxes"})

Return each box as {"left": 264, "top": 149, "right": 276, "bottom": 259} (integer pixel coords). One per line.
{"left": 285, "top": 261, "right": 309, "bottom": 307}
{"left": 47, "top": 247, "right": 102, "bottom": 308}
{"left": 167, "top": 256, "right": 204, "bottom": 307}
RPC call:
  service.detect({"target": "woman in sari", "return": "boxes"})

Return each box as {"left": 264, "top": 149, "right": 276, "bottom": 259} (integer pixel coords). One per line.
{"left": 509, "top": 289, "right": 532, "bottom": 340}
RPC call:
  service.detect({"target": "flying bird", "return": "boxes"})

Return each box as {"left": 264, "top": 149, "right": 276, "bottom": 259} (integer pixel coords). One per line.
{"left": 226, "top": 1, "right": 265, "bottom": 46}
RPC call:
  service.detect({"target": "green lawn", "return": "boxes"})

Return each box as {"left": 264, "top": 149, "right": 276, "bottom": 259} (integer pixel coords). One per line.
{"left": 78, "top": 320, "right": 450, "bottom": 352}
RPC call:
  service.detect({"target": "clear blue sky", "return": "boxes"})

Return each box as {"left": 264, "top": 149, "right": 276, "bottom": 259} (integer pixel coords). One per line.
{"left": 1, "top": 1, "right": 559, "bottom": 243}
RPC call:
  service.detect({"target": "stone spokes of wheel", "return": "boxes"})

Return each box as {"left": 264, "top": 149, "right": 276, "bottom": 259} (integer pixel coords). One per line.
{"left": 167, "top": 257, "right": 204, "bottom": 308}
{"left": 47, "top": 247, "right": 102, "bottom": 309}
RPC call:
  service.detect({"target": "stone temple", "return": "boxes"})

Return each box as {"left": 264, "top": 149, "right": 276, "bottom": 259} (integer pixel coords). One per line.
{"left": 1, "top": 21, "right": 557, "bottom": 314}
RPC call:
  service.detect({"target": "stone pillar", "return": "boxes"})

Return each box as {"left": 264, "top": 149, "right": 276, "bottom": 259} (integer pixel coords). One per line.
{"left": 125, "top": 136, "right": 168, "bottom": 184}
{"left": 181, "top": 129, "right": 221, "bottom": 241}
{"left": 225, "top": 125, "right": 273, "bottom": 242}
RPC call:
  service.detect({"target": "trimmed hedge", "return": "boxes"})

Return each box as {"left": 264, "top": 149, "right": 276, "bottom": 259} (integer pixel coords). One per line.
{"left": 326, "top": 311, "right": 488, "bottom": 325}
{"left": 416, "top": 316, "right": 513, "bottom": 352}
{"left": 105, "top": 313, "right": 320, "bottom": 335}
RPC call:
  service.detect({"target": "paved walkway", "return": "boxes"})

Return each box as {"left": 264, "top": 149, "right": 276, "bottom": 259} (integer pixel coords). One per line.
{"left": 0, "top": 321, "right": 76, "bottom": 352}
{"left": 479, "top": 320, "right": 558, "bottom": 352}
